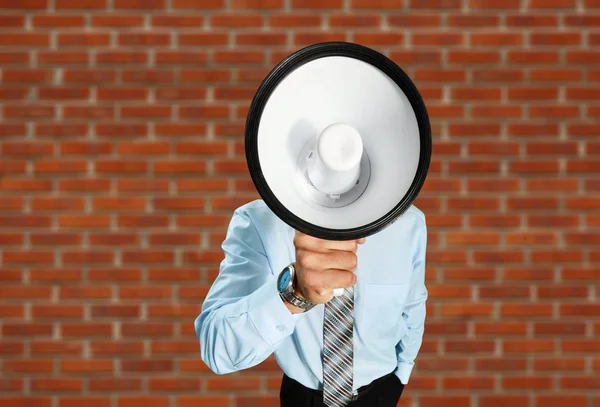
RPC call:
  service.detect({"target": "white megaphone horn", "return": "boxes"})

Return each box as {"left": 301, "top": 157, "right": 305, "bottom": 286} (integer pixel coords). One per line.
{"left": 244, "top": 42, "right": 432, "bottom": 297}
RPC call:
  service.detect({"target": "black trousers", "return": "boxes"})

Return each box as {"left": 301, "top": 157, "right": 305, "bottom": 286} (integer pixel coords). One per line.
{"left": 280, "top": 371, "right": 404, "bottom": 407}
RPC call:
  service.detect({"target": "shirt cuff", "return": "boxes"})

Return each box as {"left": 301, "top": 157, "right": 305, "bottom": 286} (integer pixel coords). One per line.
{"left": 395, "top": 361, "right": 414, "bottom": 385}
{"left": 246, "top": 276, "right": 302, "bottom": 346}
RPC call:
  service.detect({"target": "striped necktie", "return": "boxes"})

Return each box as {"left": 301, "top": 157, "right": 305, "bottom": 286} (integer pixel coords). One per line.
{"left": 322, "top": 286, "right": 354, "bottom": 407}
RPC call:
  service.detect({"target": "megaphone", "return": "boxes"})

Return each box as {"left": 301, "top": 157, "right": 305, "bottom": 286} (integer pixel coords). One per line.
{"left": 245, "top": 42, "right": 432, "bottom": 296}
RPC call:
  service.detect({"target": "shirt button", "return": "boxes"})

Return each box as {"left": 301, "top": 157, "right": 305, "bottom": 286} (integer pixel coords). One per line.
{"left": 276, "top": 325, "right": 286, "bottom": 332}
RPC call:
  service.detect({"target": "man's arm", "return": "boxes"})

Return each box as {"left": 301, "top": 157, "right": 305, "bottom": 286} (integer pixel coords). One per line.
{"left": 194, "top": 207, "right": 304, "bottom": 374}
{"left": 395, "top": 215, "right": 428, "bottom": 385}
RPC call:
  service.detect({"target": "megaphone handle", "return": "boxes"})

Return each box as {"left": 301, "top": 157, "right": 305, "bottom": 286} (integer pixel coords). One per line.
{"left": 333, "top": 288, "right": 344, "bottom": 297}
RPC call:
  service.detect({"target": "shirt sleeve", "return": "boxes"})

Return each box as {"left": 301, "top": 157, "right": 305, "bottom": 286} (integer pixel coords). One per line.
{"left": 395, "top": 215, "right": 428, "bottom": 385}
{"left": 194, "top": 207, "right": 306, "bottom": 374}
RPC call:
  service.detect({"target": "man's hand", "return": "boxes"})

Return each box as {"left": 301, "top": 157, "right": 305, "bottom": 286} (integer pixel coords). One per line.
{"left": 288, "top": 231, "right": 365, "bottom": 310}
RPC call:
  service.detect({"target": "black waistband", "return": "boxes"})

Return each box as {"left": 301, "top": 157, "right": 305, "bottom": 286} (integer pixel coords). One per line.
{"left": 285, "top": 371, "right": 396, "bottom": 401}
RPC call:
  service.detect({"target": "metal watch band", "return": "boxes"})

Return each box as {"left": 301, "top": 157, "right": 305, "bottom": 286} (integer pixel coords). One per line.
{"left": 280, "top": 289, "right": 316, "bottom": 311}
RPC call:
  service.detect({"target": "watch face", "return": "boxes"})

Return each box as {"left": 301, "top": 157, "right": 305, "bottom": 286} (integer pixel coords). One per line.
{"left": 277, "top": 267, "right": 292, "bottom": 292}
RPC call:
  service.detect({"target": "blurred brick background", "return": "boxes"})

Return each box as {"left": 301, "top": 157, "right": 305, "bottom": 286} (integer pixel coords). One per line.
{"left": 0, "top": 0, "right": 599, "bottom": 407}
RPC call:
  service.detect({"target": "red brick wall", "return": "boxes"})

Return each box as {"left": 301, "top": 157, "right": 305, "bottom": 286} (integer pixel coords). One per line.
{"left": 1, "top": 1, "right": 599, "bottom": 407}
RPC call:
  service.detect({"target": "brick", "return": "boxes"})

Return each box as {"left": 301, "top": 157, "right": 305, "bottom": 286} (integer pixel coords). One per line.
{"left": 530, "top": 68, "right": 582, "bottom": 81}
{"left": 443, "top": 376, "right": 494, "bottom": 389}
{"left": 453, "top": 87, "right": 502, "bottom": 101}
{"left": 506, "top": 232, "right": 557, "bottom": 245}
{"left": 33, "top": 14, "right": 84, "bottom": 27}
{"left": 58, "top": 215, "right": 110, "bottom": 228}
{"left": 122, "top": 70, "right": 174, "bottom": 84}
{"left": 529, "top": 0, "right": 576, "bottom": 7}
{"left": 0, "top": 33, "right": 49, "bottom": 46}
{"left": 565, "top": 14, "right": 600, "bottom": 26}
{"left": 31, "top": 304, "right": 84, "bottom": 319}
{"left": 473, "top": 69, "right": 524, "bottom": 82}
{"left": 561, "top": 304, "right": 600, "bottom": 316}
{"left": 354, "top": 32, "right": 405, "bottom": 45}
{"left": 96, "top": 51, "right": 147, "bottom": 65}
{"left": 121, "top": 250, "right": 174, "bottom": 264}
{"left": 440, "top": 304, "right": 494, "bottom": 318}
{"left": 236, "top": 32, "right": 286, "bottom": 46}
{"left": 350, "top": 0, "right": 403, "bottom": 7}
{"left": 178, "top": 397, "right": 229, "bottom": 407}
{"left": 270, "top": 14, "right": 321, "bottom": 27}
{"left": 0, "top": 0, "right": 47, "bottom": 8}
{"left": 95, "top": 123, "right": 147, "bottom": 138}
{"left": 116, "top": 179, "right": 169, "bottom": 193}
{"left": 471, "top": 105, "right": 521, "bottom": 118}
{"left": 471, "top": 32, "right": 523, "bottom": 46}
{"left": 330, "top": 15, "right": 380, "bottom": 27}
{"left": 531, "top": 250, "right": 583, "bottom": 263}
{"left": 59, "top": 285, "right": 112, "bottom": 298}
{"left": 509, "top": 160, "right": 560, "bottom": 174}
{"left": 118, "top": 286, "right": 172, "bottom": 300}
{"left": 114, "top": 0, "right": 164, "bottom": 8}
{"left": 292, "top": 0, "right": 341, "bottom": 7}
{"left": 562, "top": 340, "right": 600, "bottom": 353}
{"left": 420, "top": 396, "right": 470, "bottom": 407}
{"left": 470, "top": 0, "right": 519, "bottom": 7}
{"left": 469, "top": 144, "right": 518, "bottom": 158}
{"left": 504, "top": 340, "right": 555, "bottom": 353}
{"left": 560, "top": 377, "right": 600, "bottom": 389}
{"left": 0, "top": 15, "right": 24, "bottom": 27}
{"left": 58, "top": 178, "right": 110, "bottom": 193}
{"left": 59, "top": 33, "right": 110, "bottom": 47}
{"left": 179, "top": 33, "right": 228, "bottom": 46}
{"left": 152, "top": 15, "right": 204, "bottom": 28}
{"left": 478, "top": 396, "right": 529, "bottom": 407}
{"left": 56, "top": 0, "right": 105, "bottom": 8}
{"left": 412, "top": 32, "right": 462, "bottom": 46}
{"left": 409, "top": 0, "right": 461, "bottom": 7}
{"left": 121, "top": 322, "right": 174, "bottom": 337}
{"left": 3, "top": 359, "right": 53, "bottom": 373}
{"left": 30, "top": 378, "right": 83, "bottom": 391}
{"left": 504, "top": 376, "right": 554, "bottom": 389}
{"left": 536, "top": 395, "right": 587, "bottom": 407}
{"left": 92, "top": 14, "right": 144, "bottom": 27}
{"left": 148, "top": 268, "right": 202, "bottom": 282}
{"left": 89, "top": 378, "right": 142, "bottom": 392}
{"left": 156, "top": 87, "right": 207, "bottom": 101}
{"left": 149, "top": 378, "right": 201, "bottom": 391}
{"left": 30, "top": 341, "right": 83, "bottom": 355}
{"left": 448, "top": 14, "right": 499, "bottom": 27}
{"left": 508, "top": 51, "right": 558, "bottom": 64}
{"left": 89, "top": 268, "right": 141, "bottom": 281}
{"left": 531, "top": 32, "right": 581, "bottom": 46}
{"left": 61, "top": 323, "right": 112, "bottom": 337}
{"left": 119, "top": 33, "right": 170, "bottom": 46}
{"left": 534, "top": 358, "right": 585, "bottom": 371}
{"left": 30, "top": 268, "right": 81, "bottom": 282}
{"left": 172, "top": 0, "right": 224, "bottom": 7}
{"left": 446, "top": 339, "right": 495, "bottom": 353}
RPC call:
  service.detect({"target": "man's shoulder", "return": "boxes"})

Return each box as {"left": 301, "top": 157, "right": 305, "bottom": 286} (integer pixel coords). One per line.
{"left": 231, "top": 199, "right": 285, "bottom": 232}
{"left": 405, "top": 204, "right": 426, "bottom": 227}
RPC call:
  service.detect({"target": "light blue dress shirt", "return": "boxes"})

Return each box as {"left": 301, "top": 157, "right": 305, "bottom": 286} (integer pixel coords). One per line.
{"left": 195, "top": 199, "right": 428, "bottom": 391}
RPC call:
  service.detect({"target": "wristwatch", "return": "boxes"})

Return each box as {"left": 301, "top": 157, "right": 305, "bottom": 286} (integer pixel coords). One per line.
{"left": 277, "top": 263, "right": 316, "bottom": 312}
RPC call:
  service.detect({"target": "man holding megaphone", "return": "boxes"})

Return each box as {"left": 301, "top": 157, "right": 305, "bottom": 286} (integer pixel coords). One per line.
{"left": 195, "top": 42, "right": 431, "bottom": 407}
{"left": 195, "top": 199, "right": 427, "bottom": 407}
